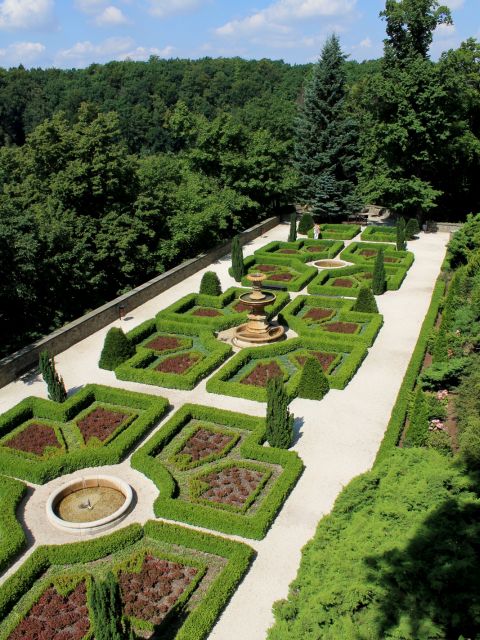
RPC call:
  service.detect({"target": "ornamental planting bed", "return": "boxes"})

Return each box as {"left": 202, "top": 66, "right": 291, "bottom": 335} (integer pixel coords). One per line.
{"left": 178, "top": 428, "right": 234, "bottom": 465}
{"left": 307, "top": 262, "right": 410, "bottom": 295}
{"left": 199, "top": 466, "right": 265, "bottom": 509}
{"left": 235, "top": 257, "right": 317, "bottom": 292}
{"left": 254, "top": 239, "right": 344, "bottom": 263}
{"left": 3, "top": 422, "right": 61, "bottom": 457}
{"left": 76, "top": 406, "right": 130, "bottom": 444}
{"left": 155, "top": 352, "right": 201, "bottom": 375}
{"left": 293, "top": 351, "right": 337, "bottom": 370}
{"left": 340, "top": 242, "right": 414, "bottom": 270}
{"left": 306, "top": 223, "right": 361, "bottom": 240}
{"left": 241, "top": 361, "right": 283, "bottom": 387}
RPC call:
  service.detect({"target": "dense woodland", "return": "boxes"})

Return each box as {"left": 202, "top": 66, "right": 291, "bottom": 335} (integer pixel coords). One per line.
{"left": 1, "top": 0, "right": 480, "bottom": 356}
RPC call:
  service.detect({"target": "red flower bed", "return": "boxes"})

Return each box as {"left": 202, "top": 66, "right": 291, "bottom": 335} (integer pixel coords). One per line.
{"left": 278, "top": 249, "right": 298, "bottom": 254}
{"left": 180, "top": 428, "right": 234, "bottom": 462}
{"left": 384, "top": 256, "right": 399, "bottom": 263}
{"left": 233, "top": 301, "right": 251, "bottom": 313}
{"left": 332, "top": 278, "right": 354, "bottom": 287}
{"left": 8, "top": 582, "right": 89, "bottom": 640}
{"left": 360, "top": 249, "right": 377, "bottom": 258}
{"left": 156, "top": 353, "right": 200, "bottom": 374}
{"left": 269, "top": 273, "right": 293, "bottom": 282}
{"left": 306, "top": 246, "right": 324, "bottom": 253}
{"left": 145, "top": 336, "right": 182, "bottom": 351}
{"left": 241, "top": 361, "right": 283, "bottom": 387}
{"left": 4, "top": 423, "right": 60, "bottom": 457}
{"left": 77, "top": 407, "right": 128, "bottom": 443}
{"left": 119, "top": 554, "right": 197, "bottom": 626}
{"left": 295, "top": 351, "right": 336, "bottom": 371}
{"left": 200, "top": 466, "right": 264, "bottom": 508}
{"left": 323, "top": 322, "right": 359, "bottom": 334}
{"left": 304, "top": 308, "right": 333, "bottom": 321}
{"left": 192, "top": 308, "right": 222, "bottom": 317}
{"left": 256, "top": 264, "right": 277, "bottom": 272}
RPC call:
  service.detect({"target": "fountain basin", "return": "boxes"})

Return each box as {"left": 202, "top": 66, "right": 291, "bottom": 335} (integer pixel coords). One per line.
{"left": 314, "top": 259, "right": 351, "bottom": 269}
{"left": 46, "top": 475, "right": 133, "bottom": 533}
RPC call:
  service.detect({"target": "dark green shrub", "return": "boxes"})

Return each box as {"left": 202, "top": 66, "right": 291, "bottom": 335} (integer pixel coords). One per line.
{"left": 352, "top": 286, "right": 378, "bottom": 313}
{"left": 372, "top": 248, "right": 386, "bottom": 295}
{"left": 89, "top": 572, "right": 132, "bottom": 640}
{"left": 297, "top": 357, "right": 330, "bottom": 400}
{"left": 39, "top": 351, "right": 67, "bottom": 402}
{"left": 199, "top": 271, "right": 222, "bottom": 296}
{"left": 405, "top": 218, "right": 420, "bottom": 240}
{"left": 396, "top": 217, "right": 406, "bottom": 250}
{"left": 266, "top": 377, "right": 294, "bottom": 449}
{"left": 288, "top": 213, "right": 297, "bottom": 242}
{"left": 420, "top": 357, "right": 469, "bottom": 391}
{"left": 404, "top": 387, "right": 429, "bottom": 447}
{"left": 432, "top": 323, "right": 449, "bottom": 363}
{"left": 99, "top": 328, "right": 134, "bottom": 370}
{"left": 231, "top": 235, "right": 245, "bottom": 282}
{"left": 298, "top": 212, "right": 314, "bottom": 235}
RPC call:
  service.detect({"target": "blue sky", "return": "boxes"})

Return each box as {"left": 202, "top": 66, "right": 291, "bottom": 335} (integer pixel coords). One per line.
{"left": 0, "top": 0, "right": 478, "bottom": 69}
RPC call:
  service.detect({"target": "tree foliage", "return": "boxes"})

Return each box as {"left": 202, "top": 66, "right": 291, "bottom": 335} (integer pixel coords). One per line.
{"left": 38, "top": 351, "right": 67, "bottom": 403}
{"left": 372, "top": 249, "right": 387, "bottom": 295}
{"left": 231, "top": 235, "right": 245, "bottom": 282}
{"left": 199, "top": 271, "right": 222, "bottom": 296}
{"left": 266, "top": 377, "right": 294, "bottom": 449}
{"left": 89, "top": 572, "right": 133, "bottom": 640}
{"left": 352, "top": 286, "right": 379, "bottom": 313}
{"left": 288, "top": 213, "right": 297, "bottom": 242}
{"left": 297, "top": 357, "right": 330, "bottom": 400}
{"left": 99, "top": 327, "right": 135, "bottom": 371}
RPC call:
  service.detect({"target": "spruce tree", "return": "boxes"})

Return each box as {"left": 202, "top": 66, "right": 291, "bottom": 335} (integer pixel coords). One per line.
{"left": 288, "top": 213, "right": 297, "bottom": 242}
{"left": 396, "top": 217, "right": 406, "bottom": 250}
{"left": 372, "top": 248, "right": 386, "bottom": 295}
{"left": 199, "top": 271, "right": 222, "bottom": 296}
{"left": 99, "top": 328, "right": 134, "bottom": 371}
{"left": 266, "top": 376, "right": 294, "bottom": 449}
{"left": 298, "top": 357, "right": 330, "bottom": 400}
{"left": 39, "top": 351, "right": 67, "bottom": 403}
{"left": 405, "top": 218, "right": 420, "bottom": 240}
{"left": 231, "top": 235, "right": 245, "bottom": 282}
{"left": 294, "top": 34, "right": 361, "bottom": 220}
{"left": 352, "top": 286, "right": 379, "bottom": 313}
{"left": 297, "top": 212, "right": 314, "bottom": 235}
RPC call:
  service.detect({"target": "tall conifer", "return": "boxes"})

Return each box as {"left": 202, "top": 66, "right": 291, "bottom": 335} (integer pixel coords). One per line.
{"left": 231, "top": 235, "right": 245, "bottom": 282}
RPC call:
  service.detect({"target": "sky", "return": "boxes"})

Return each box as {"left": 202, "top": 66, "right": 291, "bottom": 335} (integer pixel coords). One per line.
{"left": 0, "top": 0, "right": 478, "bottom": 69}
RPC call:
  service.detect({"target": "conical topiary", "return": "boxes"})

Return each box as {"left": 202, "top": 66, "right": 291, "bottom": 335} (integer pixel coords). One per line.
{"left": 231, "top": 235, "right": 245, "bottom": 282}
{"left": 298, "top": 357, "right": 330, "bottom": 400}
{"left": 372, "top": 248, "right": 386, "bottom": 295}
{"left": 266, "top": 376, "right": 294, "bottom": 449}
{"left": 405, "top": 218, "right": 420, "bottom": 240}
{"left": 199, "top": 271, "right": 222, "bottom": 296}
{"left": 288, "top": 212, "right": 297, "bottom": 242}
{"left": 352, "top": 286, "right": 379, "bottom": 313}
{"left": 404, "top": 386, "right": 429, "bottom": 447}
{"left": 39, "top": 351, "right": 67, "bottom": 403}
{"left": 298, "top": 212, "right": 314, "bottom": 235}
{"left": 99, "top": 327, "right": 134, "bottom": 370}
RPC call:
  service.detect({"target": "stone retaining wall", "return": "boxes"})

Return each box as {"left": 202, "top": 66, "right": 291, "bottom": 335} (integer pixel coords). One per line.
{"left": 0, "top": 216, "right": 280, "bottom": 388}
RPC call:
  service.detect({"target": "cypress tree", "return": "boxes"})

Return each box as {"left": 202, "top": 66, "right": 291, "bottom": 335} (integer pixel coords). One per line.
{"left": 294, "top": 34, "right": 361, "bottom": 220}
{"left": 39, "top": 351, "right": 67, "bottom": 403}
{"left": 266, "top": 376, "right": 294, "bottom": 449}
{"left": 99, "top": 328, "right": 134, "bottom": 371}
{"left": 288, "top": 213, "right": 297, "bottom": 242}
{"left": 298, "top": 357, "right": 330, "bottom": 400}
{"left": 396, "top": 217, "right": 406, "bottom": 250}
{"left": 405, "top": 218, "right": 420, "bottom": 240}
{"left": 297, "top": 212, "right": 314, "bottom": 235}
{"left": 372, "top": 248, "right": 386, "bottom": 295}
{"left": 199, "top": 271, "right": 222, "bottom": 296}
{"left": 404, "top": 387, "right": 430, "bottom": 447}
{"left": 432, "top": 323, "right": 449, "bottom": 363}
{"left": 89, "top": 572, "right": 132, "bottom": 640}
{"left": 352, "top": 286, "right": 379, "bottom": 313}
{"left": 231, "top": 235, "right": 245, "bottom": 282}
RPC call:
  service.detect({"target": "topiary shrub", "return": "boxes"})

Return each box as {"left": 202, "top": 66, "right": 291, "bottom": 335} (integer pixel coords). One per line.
{"left": 352, "top": 286, "right": 379, "bottom": 313}
{"left": 298, "top": 212, "right": 314, "bottom": 235}
{"left": 266, "top": 377, "right": 294, "bottom": 449}
{"left": 99, "top": 327, "right": 135, "bottom": 371}
{"left": 231, "top": 235, "right": 245, "bottom": 282}
{"left": 288, "top": 213, "right": 297, "bottom": 242}
{"left": 405, "top": 218, "right": 420, "bottom": 240}
{"left": 38, "top": 351, "right": 67, "bottom": 403}
{"left": 396, "top": 217, "right": 406, "bottom": 251}
{"left": 372, "top": 248, "right": 386, "bottom": 295}
{"left": 297, "top": 357, "right": 330, "bottom": 400}
{"left": 199, "top": 271, "right": 222, "bottom": 296}
{"left": 404, "top": 386, "right": 429, "bottom": 447}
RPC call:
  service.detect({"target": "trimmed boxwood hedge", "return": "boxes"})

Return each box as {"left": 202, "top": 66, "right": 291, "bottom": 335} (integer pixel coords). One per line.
{"left": 278, "top": 295, "right": 383, "bottom": 347}
{"left": 206, "top": 337, "right": 368, "bottom": 402}
{"left": 0, "top": 521, "right": 253, "bottom": 640}
{"left": 254, "top": 239, "right": 344, "bottom": 263}
{"left": 307, "top": 223, "right": 361, "bottom": 240}
{"left": 375, "top": 278, "right": 446, "bottom": 465}
{"left": 340, "top": 241, "right": 414, "bottom": 270}
{"left": 307, "top": 263, "right": 410, "bottom": 296}
{"left": 0, "top": 385, "right": 169, "bottom": 483}
{"left": 0, "top": 476, "right": 27, "bottom": 574}
{"left": 232, "top": 256, "right": 318, "bottom": 292}
{"left": 131, "top": 404, "right": 304, "bottom": 539}
{"left": 360, "top": 225, "right": 397, "bottom": 242}
{"left": 156, "top": 287, "right": 290, "bottom": 330}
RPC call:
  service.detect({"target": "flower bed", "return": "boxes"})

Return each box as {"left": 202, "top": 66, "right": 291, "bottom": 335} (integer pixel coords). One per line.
{"left": 323, "top": 321, "right": 359, "bottom": 334}
{"left": 155, "top": 352, "right": 201, "bottom": 374}
{"left": 192, "top": 307, "right": 223, "bottom": 317}
{"left": 145, "top": 335, "right": 190, "bottom": 352}
{"left": 360, "top": 225, "right": 397, "bottom": 242}
{"left": 0, "top": 385, "right": 169, "bottom": 483}
{"left": 241, "top": 361, "right": 283, "bottom": 387}
{"left": 254, "top": 239, "right": 344, "bottom": 263}
{"left": 0, "top": 522, "right": 253, "bottom": 640}
{"left": 231, "top": 257, "right": 317, "bottom": 292}
{"left": 304, "top": 308, "right": 335, "bottom": 321}
{"left": 340, "top": 242, "right": 414, "bottom": 270}
{"left": 306, "top": 223, "right": 361, "bottom": 240}
{"left": 3, "top": 422, "right": 62, "bottom": 457}
{"left": 292, "top": 351, "right": 338, "bottom": 371}
{"left": 131, "top": 404, "right": 304, "bottom": 539}
{"left": 308, "top": 263, "right": 409, "bottom": 295}
{"left": 176, "top": 428, "right": 235, "bottom": 465}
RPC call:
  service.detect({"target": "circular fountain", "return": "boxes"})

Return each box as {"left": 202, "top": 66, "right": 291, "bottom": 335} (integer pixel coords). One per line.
{"left": 233, "top": 272, "right": 285, "bottom": 346}
{"left": 46, "top": 475, "right": 133, "bottom": 533}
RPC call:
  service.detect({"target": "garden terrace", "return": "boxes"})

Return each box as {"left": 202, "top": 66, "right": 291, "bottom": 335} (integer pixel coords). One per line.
{"left": 254, "top": 239, "right": 344, "bottom": 263}
{"left": 308, "top": 263, "right": 410, "bottom": 296}
{"left": 0, "top": 521, "right": 253, "bottom": 640}
{"left": 306, "top": 223, "right": 361, "bottom": 240}
{"left": 235, "top": 257, "right": 317, "bottom": 292}
{"left": 0, "top": 385, "right": 169, "bottom": 483}
{"left": 156, "top": 287, "right": 290, "bottom": 331}
{"left": 278, "top": 295, "right": 383, "bottom": 346}
{"left": 206, "top": 337, "right": 368, "bottom": 402}
{"left": 131, "top": 404, "right": 303, "bottom": 539}
{"left": 114, "top": 320, "right": 232, "bottom": 390}
{"left": 360, "top": 225, "right": 397, "bottom": 243}
{"left": 340, "top": 241, "right": 414, "bottom": 269}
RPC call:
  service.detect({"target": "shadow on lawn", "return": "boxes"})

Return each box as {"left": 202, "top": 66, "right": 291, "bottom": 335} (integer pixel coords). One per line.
{"left": 366, "top": 494, "right": 480, "bottom": 639}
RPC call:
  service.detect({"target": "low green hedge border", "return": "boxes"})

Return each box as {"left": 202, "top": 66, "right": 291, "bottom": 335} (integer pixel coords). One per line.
{"left": 360, "top": 225, "right": 397, "bottom": 242}
{"left": 131, "top": 404, "right": 304, "bottom": 539}
{"left": 0, "top": 476, "right": 27, "bottom": 574}
{"left": 306, "top": 223, "right": 361, "bottom": 240}
{"left": 340, "top": 242, "right": 415, "bottom": 270}
{"left": 278, "top": 295, "right": 383, "bottom": 347}
{"left": 0, "top": 521, "right": 253, "bottom": 640}
{"left": 206, "top": 337, "right": 368, "bottom": 402}
{"left": 375, "top": 278, "right": 446, "bottom": 465}
{"left": 156, "top": 287, "right": 289, "bottom": 331}
{"left": 0, "top": 385, "right": 169, "bottom": 483}
{"left": 232, "top": 256, "right": 318, "bottom": 292}
{"left": 307, "top": 263, "right": 409, "bottom": 296}
{"left": 254, "top": 239, "right": 344, "bottom": 263}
